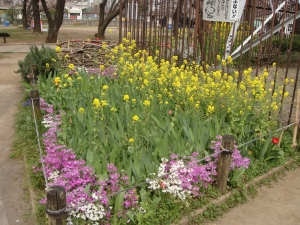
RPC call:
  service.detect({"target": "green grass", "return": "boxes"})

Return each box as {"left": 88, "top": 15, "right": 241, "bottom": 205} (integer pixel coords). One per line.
{"left": 11, "top": 95, "right": 47, "bottom": 225}
{"left": 0, "top": 27, "right": 48, "bottom": 41}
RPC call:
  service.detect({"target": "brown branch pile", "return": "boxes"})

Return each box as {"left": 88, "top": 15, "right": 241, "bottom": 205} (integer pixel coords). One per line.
{"left": 58, "top": 40, "right": 118, "bottom": 68}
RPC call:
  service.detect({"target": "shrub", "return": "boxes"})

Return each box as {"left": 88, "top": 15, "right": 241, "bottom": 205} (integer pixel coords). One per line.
{"left": 16, "top": 45, "right": 60, "bottom": 83}
{"left": 272, "top": 34, "right": 300, "bottom": 53}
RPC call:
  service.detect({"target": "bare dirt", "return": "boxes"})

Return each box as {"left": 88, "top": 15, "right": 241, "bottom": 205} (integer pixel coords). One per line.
{"left": 206, "top": 167, "right": 300, "bottom": 225}
{"left": 0, "top": 53, "right": 36, "bottom": 225}
{"left": 0, "top": 26, "right": 299, "bottom": 225}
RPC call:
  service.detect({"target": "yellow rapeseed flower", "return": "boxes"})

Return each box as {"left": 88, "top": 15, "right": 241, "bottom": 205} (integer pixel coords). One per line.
{"left": 54, "top": 77, "right": 61, "bottom": 85}
{"left": 128, "top": 138, "right": 134, "bottom": 143}
{"left": 78, "top": 108, "right": 85, "bottom": 113}
{"left": 143, "top": 100, "right": 151, "bottom": 107}
{"left": 55, "top": 46, "right": 61, "bottom": 53}
{"left": 227, "top": 56, "right": 232, "bottom": 64}
{"left": 123, "top": 94, "right": 130, "bottom": 101}
{"left": 93, "top": 98, "right": 101, "bottom": 109}
{"left": 68, "top": 64, "right": 75, "bottom": 70}
{"left": 132, "top": 115, "right": 139, "bottom": 121}
{"left": 284, "top": 78, "right": 289, "bottom": 84}
{"left": 221, "top": 60, "right": 226, "bottom": 67}
{"left": 101, "top": 100, "right": 108, "bottom": 106}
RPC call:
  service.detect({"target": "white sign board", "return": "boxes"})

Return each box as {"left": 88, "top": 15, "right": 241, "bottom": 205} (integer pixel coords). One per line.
{"left": 203, "top": 0, "right": 239, "bottom": 22}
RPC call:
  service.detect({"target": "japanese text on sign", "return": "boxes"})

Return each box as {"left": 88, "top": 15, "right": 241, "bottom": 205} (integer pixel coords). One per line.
{"left": 203, "top": 0, "right": 239, "bottom": 22}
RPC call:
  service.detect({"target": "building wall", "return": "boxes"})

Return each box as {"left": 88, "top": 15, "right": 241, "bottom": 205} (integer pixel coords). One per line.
{"left": 0, "top": 9, "right": 8, "bottom": 24}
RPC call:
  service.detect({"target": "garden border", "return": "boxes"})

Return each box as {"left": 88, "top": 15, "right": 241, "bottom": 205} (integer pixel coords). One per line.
{"left": 173, "top": 158, "right": 299, "bottom": 225}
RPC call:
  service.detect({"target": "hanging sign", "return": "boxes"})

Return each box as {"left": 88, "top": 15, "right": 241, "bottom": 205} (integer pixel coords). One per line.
{"left": 203, "top": 0, "right": 239, "bottom": 22}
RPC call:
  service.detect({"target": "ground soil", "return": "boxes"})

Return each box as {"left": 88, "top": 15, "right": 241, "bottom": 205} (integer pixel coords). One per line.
{"left": 0, "top": 53, "right": 36, "bottom": 224}
{"left": 206, "top": 167, "right": 300, "bottom": 225}
{"left": 0, "top": 26, "right": 299, "bottom": 225}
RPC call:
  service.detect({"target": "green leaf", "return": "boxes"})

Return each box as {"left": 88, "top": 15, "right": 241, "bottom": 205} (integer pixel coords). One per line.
{"left": 259, "top": 137, "right": 272, "bottom": 161}
{"left": 126, "top": 211, "right": 136, "bottom": 224}
{"left": 128, "top": 146, "right": 134, "bottom": 154}
{"left": 113, "top": 187, "right": 125, "bottom": 225}
{"left": 86, "top": 150, "right": 93, "bottom": 164}
{"left": 151, "top": 115, "right": 165, "bottom": 131}
{"left": 136, "top": 212, "right": 144, "bottom": 222}
{"left": 143, "top": 152, "right": 154, "bottom": 174}
{"left": 84, "top": 184, "right": 91, "bottom": 194}
{"left": 231, "top": 167, "right": 245, "bottom": 182}
{"left": 131, "top": 163, "right": 140, "bottom": 182}
{"left": 140, "top": 188, "right": 147, "bottom": 202}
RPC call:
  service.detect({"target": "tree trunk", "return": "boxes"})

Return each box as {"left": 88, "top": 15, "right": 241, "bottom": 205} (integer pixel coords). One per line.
{"left": 95, "top": 0, "right": 126, "bottom": 39}
{"left": 22, "top": 0, "right": 28, "bottom": 29}
{"left": 41, "top": 0, "right": 66, "bottom": 43}
{"left": 32, "top": 0, "right": 41, "bottom": 33}
{"left": 96, "top": 0, "right": 108, "bottom": 39}
{"left": 173, "top": 0, "right": 185, "bottom": 37}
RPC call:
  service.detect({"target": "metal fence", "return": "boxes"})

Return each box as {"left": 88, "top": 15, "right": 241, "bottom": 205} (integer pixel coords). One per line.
{"left": 115, "top": 0, "right": 300, "bottom": 126}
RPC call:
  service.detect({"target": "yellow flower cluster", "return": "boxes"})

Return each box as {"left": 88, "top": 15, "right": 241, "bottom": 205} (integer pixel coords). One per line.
{"left": 55, "top": 46, "right": 61, "bottom": 53}
{"left": 93, "top": 98, "right": 101, "bottom": 109}
{"left": 109, "top": 38, "right": 292, "bottom": 119}
{"left": 54, "top": 77, "right": 61, "bottom": 85}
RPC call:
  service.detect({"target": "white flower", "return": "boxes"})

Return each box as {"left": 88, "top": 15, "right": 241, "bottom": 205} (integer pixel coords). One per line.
{"left": 48, "top": 170, "right": 59, "bottom": 181}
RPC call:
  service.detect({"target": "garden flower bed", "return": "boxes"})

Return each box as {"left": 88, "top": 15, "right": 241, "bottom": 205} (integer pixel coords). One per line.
{"left": 19, "top": 38, "right": 297, "bottom": 224}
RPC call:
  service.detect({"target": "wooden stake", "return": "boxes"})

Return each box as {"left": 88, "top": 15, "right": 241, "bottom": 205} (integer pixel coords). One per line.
{"left": 30, "top": 90, "right": 41, "bottom": 120}
{"left": 216, "top": 135, "right": 234, "bottom": 193}
{"left": 292, "top": 89, "right": 300, "bottom": 148}
{"left": 277, "top": 130, "right": 284, "bottom": 147}
{"left": 47, "top": 186, "right": 66, "bottom": 225}
{"left": 67, "top": 39, "right": 70, "bottom": 50}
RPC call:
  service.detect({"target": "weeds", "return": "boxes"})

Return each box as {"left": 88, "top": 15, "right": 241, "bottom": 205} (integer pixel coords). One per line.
{"left": 11, "top": 96, "right": 47, "bottom": 225}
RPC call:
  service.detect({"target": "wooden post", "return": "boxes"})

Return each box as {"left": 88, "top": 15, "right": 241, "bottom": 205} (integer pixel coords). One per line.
{"left": 277, "top": 130, "right": 284, "bottom": 147}
{"left": 46, "top": 186, "right": 66, "bottom": 225}
{"left": 30, "top": 90, "right": 41, "bottom": 120}
{"left": 292, "top": 89, "right": 300, "bottom": 148}
{"left": 216, "top": 135, "right": 234, "bottom": 193}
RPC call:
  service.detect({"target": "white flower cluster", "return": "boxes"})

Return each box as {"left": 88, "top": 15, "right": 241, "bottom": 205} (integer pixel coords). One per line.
{"left": 41, "top": 115, "right": 54, "bottom": 128}
{"left": 48, "top": 170, "right": 59, "bottom": 181}
{"left": 67, "top": 195, "right": 106, "bottom": 225}
{"left": 147, "top": 158, "right": 192, "bottom": 201}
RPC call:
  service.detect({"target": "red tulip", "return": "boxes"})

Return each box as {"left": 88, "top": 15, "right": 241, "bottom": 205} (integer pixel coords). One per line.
{"left": 272, "top": 137, "right": 279, "bottom": 144}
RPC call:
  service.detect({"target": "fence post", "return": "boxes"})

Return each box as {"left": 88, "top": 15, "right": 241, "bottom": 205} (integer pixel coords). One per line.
{"left": 292, "top": 89, "right": 300, "bottom": 148}
{"left": 46, "top": 186, "right": 67, "bottom": 225}
{"left": 216, "top": 135, "right": 234, "bottom": 193}
{"left": 30, "top": 89, "right": 41, "bottom": 120}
